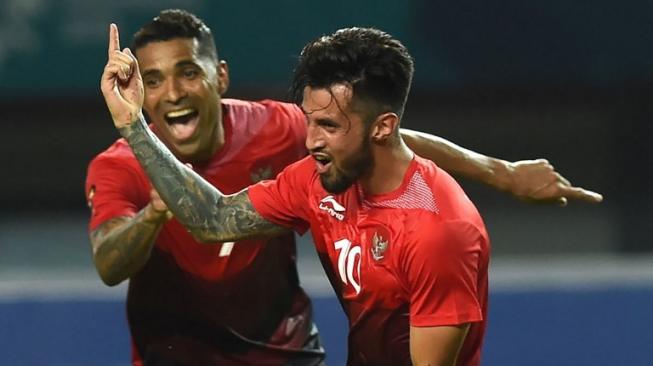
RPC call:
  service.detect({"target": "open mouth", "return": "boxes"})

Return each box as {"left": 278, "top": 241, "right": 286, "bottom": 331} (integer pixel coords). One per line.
{"left": 164, "top": 108, "right": 200, "bottom": 141}
{"left": 313, "top": 154, "right": 332, "bottom": 174}
{"left": 165, "top": 108, "right": 199, "bottom": 125}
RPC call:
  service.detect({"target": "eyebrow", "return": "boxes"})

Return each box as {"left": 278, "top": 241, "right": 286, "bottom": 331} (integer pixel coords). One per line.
{"left": 141, "top": 69, "right": 161, "bottom": 78}
{"left": 141, "top": 60, "right": 201, "bottom": 77}
{"left": 175, "top": 60, "right": 201, "bottom": 69}
{"left": 315, "top": 117, "right": 339, "bottom": 126}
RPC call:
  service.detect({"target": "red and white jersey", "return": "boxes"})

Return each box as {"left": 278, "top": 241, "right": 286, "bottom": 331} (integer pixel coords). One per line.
{"left": 86, "top": 99, "right": 325, "bottom": 365}
{"left": 249, "top": 155, "right": 490, "bottom": 366}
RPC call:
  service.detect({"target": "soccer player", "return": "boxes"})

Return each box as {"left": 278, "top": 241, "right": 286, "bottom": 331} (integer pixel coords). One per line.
{"left": 89, "top": 11, "right": 323, "bottom": 365}
{"left": 95, "top": 11, "right": 601, "bottom": 366}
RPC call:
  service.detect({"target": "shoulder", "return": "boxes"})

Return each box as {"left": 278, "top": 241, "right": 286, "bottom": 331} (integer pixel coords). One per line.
{"left": 251, "top": 156, "right": 318, "bottom": 198}
{"left": 258, "top": 99, "right": 303, "bottom": 116}
{"left": 89, "top": 138, "right": 137, "bottom": 170}
{"left": 397, "top": 158, "right": 488, "bottom": 254}
{"left": 87, "top": 138, "right": 144, "bottom": 186}
{"left": 413, "top": 156, "right": 484, "bottom": 224}
{"left": 222, "top": 98, "right": 302, "bottom": 121}
{"left": 222, "top": 98, "right": 305, "bottom": 139}
{"left": 279, "top": 155, "right": 317, "bottom": 180}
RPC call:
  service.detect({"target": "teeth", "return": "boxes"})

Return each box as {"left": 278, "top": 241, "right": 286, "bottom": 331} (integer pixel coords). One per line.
{"left": 166, "top": 108, "right": 195, "bottom": 118}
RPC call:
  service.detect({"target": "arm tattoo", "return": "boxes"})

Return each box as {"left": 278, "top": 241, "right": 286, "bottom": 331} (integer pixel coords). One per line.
{"left": 90, "top": 209, "right": 163, "bottom": 285}
{"left": 119, "top": 115, "right": 287, "bottom": 242}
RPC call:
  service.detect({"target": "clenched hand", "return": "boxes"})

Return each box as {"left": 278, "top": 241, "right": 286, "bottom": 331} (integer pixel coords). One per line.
{"left": 100, "top": 23, "right": 144, "bottom": 129}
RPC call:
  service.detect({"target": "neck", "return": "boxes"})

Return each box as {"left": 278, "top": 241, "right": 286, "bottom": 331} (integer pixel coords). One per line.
{"left": 205, "top": 115, "right": 226, "bottom": 160}
{"left": 360, "top": 137, "right": 413, "bottom": 195}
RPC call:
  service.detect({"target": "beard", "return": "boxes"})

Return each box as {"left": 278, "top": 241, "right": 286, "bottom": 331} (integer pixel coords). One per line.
{"left": 319, "top": 137, "right": 374, "bottom": 194}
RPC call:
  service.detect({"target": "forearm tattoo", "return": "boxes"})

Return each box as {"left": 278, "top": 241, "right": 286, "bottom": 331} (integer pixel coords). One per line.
{"left": 90, "top": 211, "right": 162, "bottom": 284}
{"left": 119, "top": 116, "right": 286, "bottom": 242}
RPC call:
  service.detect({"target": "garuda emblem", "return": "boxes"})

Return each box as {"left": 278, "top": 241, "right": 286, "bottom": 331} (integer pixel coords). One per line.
{"left": 371, "top": 231, "right": 389, "bottom": 261}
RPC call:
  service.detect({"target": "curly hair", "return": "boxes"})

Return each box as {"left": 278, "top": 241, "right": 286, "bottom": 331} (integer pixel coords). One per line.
{"left": 290, "top": 27, "right": 414, "bottom": 119}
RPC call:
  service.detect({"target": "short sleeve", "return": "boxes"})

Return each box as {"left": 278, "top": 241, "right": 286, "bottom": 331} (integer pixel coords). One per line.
{"left": 402, "top": 219, "right": 485, "bottom": 327}
{"left": 248, "top": 157, "right": 314, "bottom": 235}
{"left": 85, "top": 156, "right": 146, "bottom": 231}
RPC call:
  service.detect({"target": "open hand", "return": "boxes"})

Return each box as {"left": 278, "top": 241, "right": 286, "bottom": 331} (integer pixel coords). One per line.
{"left": 100, "top": 23, "right": 144, "bottom": 129}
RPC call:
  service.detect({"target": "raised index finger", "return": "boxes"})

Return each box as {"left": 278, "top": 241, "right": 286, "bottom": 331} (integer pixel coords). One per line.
{"left": 108, "top": 23, "right": 120, "bottom": 56}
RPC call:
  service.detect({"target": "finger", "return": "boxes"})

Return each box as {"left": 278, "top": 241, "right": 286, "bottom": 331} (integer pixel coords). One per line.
{"left": 123, "top": 48, "right": 141, "bottom": 82}
{"left": 534, "top": 158, "right": 549, "bottom": 165}
{"left": 555, "top": 172, "right": 571, "bottom": 186}
{"left": 559, "top": 186, "right": 604, "bottom": 203}
{"left": 528, "top": 181, "right": 560, "bottom": 201}
{"left": 105, "top": 60, "right": 130, "bottom": 82}
{"left": 108, "top": 23, "right": 121, "bottom": 56}
{"left": 110, "top": 50, "right": 134, "bottom": 65}
{"left": 115, "top": 55, "right": 135, "bottom": 81}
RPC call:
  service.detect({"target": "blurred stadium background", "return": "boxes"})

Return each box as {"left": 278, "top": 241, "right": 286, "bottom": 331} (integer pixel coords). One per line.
{"left": 0, "top": 1, "right": 651, "bottom": 365}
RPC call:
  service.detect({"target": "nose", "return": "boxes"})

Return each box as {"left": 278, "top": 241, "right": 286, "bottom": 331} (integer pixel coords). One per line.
{"left": 305, "top": 121, "right": 326, "bottom": 152}
{"left": 163, "top": 77, "right": 187, "bottom": 104}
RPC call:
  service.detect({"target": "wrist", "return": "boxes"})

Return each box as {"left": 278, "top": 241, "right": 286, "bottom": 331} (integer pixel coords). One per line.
{"left": 485, "top": 158, "right": 514, "bottom": 192}
{"left": 117, "top": 112, "right": 146, "bottom": 138}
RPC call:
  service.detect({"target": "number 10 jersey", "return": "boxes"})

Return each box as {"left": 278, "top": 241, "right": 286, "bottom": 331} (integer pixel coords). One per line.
{"left": 249, "top": 154, "right": 490, "bottom": 366}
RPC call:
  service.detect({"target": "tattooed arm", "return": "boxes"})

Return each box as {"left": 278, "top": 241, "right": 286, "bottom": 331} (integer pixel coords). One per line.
{"left": 118, "top": 117, "right": 287, "bottom": 242}
{"left": 100, "top": 24, "right": 286, "bottom": 243}
{"left": 90, "top": 203, "right": 168, "bottom": 286}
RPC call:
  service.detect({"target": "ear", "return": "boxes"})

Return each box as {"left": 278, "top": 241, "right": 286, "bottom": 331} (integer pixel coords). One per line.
{"left": 216, "top": 60, "right": 230, "bottom": 95}
{"left": 369, "top": 112, "right": 399, "bottom": 143}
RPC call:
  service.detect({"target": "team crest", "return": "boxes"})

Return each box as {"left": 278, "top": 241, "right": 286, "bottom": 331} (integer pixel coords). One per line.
{"left": 371, "top": 231, "right": 389, "bottom": 261}
{"left": 250, "top": 164, "right": 273, "bottom": 183}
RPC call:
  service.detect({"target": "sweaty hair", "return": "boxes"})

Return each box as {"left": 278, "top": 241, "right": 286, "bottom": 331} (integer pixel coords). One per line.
{"left": 290, "top": 27, "right": 414, "bottom": 120}
{"left": 132, "top": 9, "right": 218, "bottom": 62}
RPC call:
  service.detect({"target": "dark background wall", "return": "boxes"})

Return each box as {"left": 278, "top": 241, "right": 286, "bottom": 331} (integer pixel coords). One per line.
{"left": 1, "top": 0, "right": 649, "bottom": 252}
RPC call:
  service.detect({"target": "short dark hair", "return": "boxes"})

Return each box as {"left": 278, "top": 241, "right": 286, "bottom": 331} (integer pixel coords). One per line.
{"left": 290, "top": 27, "right": 414, "bottom": 119}
{"left": 132, "top": 9, "right": 218, "bottom": 62}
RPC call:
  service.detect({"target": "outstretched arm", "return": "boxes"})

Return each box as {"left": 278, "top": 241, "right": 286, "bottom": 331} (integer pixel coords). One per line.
{"left": 100, "top": 24, "right": 286, "bottom": 243}
{"left": 400, "top": 128, "right": 603, "bottom": 205}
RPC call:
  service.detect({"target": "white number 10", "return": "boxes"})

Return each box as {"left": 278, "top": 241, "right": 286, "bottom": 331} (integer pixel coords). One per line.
{"left": 334, "top": 239, "right": 361, "bottom": 294}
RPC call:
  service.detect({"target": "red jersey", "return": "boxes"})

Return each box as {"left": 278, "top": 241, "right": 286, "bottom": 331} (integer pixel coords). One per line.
{"left": 86, "top": 99, "right": 325, "bottom": 365}
{"left": 249, "top": 155, "right": 490, "bottom": 366}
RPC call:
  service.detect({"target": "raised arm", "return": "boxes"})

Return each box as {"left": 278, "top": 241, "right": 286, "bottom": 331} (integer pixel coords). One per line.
{"left": 100, "top": 24, "right": 285, "bottom": 243}
{"left": 400, "top": 128, "right": 603, "bottom": 205}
